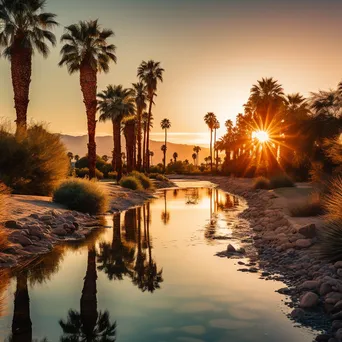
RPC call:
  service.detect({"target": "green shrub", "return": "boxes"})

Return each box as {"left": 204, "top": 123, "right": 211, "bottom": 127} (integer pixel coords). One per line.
{"left": 53, "top": 178, "right": 108, "bottom": 214}
{"left": 75, "top": 155, "right": 113, "bottom": 177}
{"left": 289, "top": 193, "right": 325, "bottom": 217}
{"left": 108, "top": 171, "right": 118, "bottom": 179}
{"left": 149, "top": 173, "right": 158, "bottom": 179}
{"left": 119, "top": 176, "right": 142, "bottom": 190}
{"left": 130, "top": 171, "right": 154, "bottom": 189}
{"left": 0, "top": 124, "right": 69, "bottom": 195}
{"left": 149, "top": 165, "right": 164, "bottom": 174}
{"left": 269, "top": 174, "right": 295, "bottom": 189}
{"left": 75, "top": 168, "right": 104, "bottom": 180}
{"left": 253, "top": 177, "right": 270, "bottom": 190}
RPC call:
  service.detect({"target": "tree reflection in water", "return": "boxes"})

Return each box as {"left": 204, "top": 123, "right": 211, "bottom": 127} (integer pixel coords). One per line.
{"left": 161, "top": 190, "right": 170, "bottom": 225}
{"left": 98, "top": 204, "right": 163, "bottom": 293}
{"left": 59, "top": 243, "right": 116, "bottom": 342}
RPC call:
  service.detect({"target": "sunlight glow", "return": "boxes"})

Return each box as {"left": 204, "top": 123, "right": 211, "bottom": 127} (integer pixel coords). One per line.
{"left": 252, "top": 130, "right": 270, "bottom": 143}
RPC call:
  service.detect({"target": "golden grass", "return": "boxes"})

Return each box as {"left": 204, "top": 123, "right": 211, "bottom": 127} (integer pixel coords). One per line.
{"left": 325, "top": 176, "right": 342, "bottom": 221}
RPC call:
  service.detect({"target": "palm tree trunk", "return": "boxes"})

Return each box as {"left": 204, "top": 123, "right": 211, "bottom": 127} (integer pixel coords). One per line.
{"left": 81, "top": 244, "right": 98, "bottom": 340}
{"left": 12, "top": 271, "right": 32, "bottom": 342}
{"left": 112, "top": 120, "right": 116, "bottom": 171}
{"left": 146, "top": 96, "right": 154, "bottom": 171}
{"left": 11, "top": 45, "right": 32, "bottom": 137}
{"left": 124, "top": 121, "right": 135, "bottom": 173}
{"left": 114, "top": 121, "right": 122, "bottom": 180}
{"left": 80, "top": 63, "right": 97, "bottom": 179}
{"left": 137, "top": 109, "right": 142, "bottom": 171}
{"left": 143, "top": 122, "right": 147, "bottom": 170}
{"left": 210, "top": 129, "right": 213, "bottom": 172}
{"left": 163, "top": 128, "right": 167, "bottom": 171}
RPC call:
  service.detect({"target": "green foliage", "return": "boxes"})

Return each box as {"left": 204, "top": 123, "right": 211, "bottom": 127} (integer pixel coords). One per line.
{"left": 166, "top": 161, "right": 197, "bottom": 174}
{"left": 119, "top": 176, "right": 142, "bottom": 190}
{"left": 289, "top": 193, "right": 325, "bottom": 217}
{"left": 75, "top": 155, "right": 112, "bottom": 177}
{"left": 0, "top": 124, "right": 69, "bottom": 195}
{"left": 75, "top": 167, "right": 104, "bottom": 180}
{"left": 53, "top": 179, "right": 108, "bottom": 214}
{"left": 269, "top": 174, "right": 295, "bottom": 189}
{"left": 129, "top": 171, "right": 154, "bottom": 189}
{"left": 149, "top": 164, "right": 164, "bottom": 174}
{"left": 253, "top": 177, "right": 270, "bottom": 189}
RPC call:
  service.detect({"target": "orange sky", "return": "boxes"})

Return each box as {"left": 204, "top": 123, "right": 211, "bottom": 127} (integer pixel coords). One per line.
{"left": 1, "top": 0, "right": 342, "bottom": 145}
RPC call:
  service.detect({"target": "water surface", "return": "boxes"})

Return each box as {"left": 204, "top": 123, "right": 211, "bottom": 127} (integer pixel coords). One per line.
{"left": 0, "top": 183, "right": 316, "bottom": 341}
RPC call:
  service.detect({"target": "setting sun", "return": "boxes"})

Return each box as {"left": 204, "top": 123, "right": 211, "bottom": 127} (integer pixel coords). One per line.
{"left": 252, "top": 130, "right": 270, "bottom": 143}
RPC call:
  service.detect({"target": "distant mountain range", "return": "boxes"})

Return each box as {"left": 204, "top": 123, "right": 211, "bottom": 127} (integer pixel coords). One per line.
{"left": 60, "top": 135, "right": 210, "bottom": 164}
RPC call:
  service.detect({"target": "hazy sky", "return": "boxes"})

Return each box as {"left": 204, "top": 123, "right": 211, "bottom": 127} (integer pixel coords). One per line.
{"left": 1, "top": 0, "right": 342, "bottom": 144}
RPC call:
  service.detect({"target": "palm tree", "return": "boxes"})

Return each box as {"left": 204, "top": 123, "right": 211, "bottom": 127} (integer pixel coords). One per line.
{"left": 67, "top": 152, "right": 74, "bottom": 161}
{"left": 204, "top": 112, "right": 217, "bottom": 172}
{"left": 173, "top": 152, "right": 178, "bottom": 163}
{"left": 193, "top": 146, "right": 201, "bottom": 165}
{"left": 149, "top": 151, "right": 154, "bottom": 166}
{"left": 161, "top": 144, "right": 167, "bottom": 169}
{"left": 0, "top": 0, "right": 58, "bottom": 136}
{"left": 75, "top": 154, "right": 80, "bottom": 163}
{"left": 59, "top": 20, "right": 116, "bottom": 179}
{"left": 213, "top": 119, "right": 220, "bottom": 171}
{"left": 137, "top": 60, "right": 165, "bottom": 170}
{"left": 101, "top": 155, "right": 108, "bottom": 162}
{"left": 123, "top": 117, "right": 136, "bottom": 173}
{"left": 160, "top": 118, "right": 171, "bottom": 171}
{"left": 131, "top": 82, "right": 147, "bottom": 171}
{"left": 97, "top": 85, "right": 135, "bottom": 180}
{"left": 192, "top": 153, "right": 197, "bottom": 165}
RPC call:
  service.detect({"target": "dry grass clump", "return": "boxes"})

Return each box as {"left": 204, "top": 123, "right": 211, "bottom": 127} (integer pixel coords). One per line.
{"left": 129, "top": 171, "right": 154, "bottom": 190}
{"left": 289, "top": 192, "right": 325, "bottom": 217}
{"left": 324, "top": 176, "right": 342, "bottom": 221}
{"left": 253, "top": 176, "right": 270, "bottom": 190}
{"left": 0, "top": 124, "right": 69, "bottom": 195}
{"left": 119, "top": 176, "right": 143, "bottom": 191}
{"left": 0, "top": 182, "right": 10, "bottom": 253}
{"left": 53, "top": 178, "right": 108, "bottom": 214}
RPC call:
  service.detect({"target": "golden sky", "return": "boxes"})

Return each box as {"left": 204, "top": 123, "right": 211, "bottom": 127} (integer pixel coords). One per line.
{"left": 1, "top": 0, "right": 342, "bottom": 145}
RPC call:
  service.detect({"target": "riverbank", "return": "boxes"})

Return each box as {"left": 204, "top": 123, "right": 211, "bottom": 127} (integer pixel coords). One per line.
{"left": 0, "top": 182, "right": 160, "bottom": 269}
{"left": 168, "top": 175, "right": 337, "bottom": 342}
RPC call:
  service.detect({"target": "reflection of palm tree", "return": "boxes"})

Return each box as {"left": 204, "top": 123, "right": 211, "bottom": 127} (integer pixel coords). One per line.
{"left": 205, "top": 188, "right": 217, "bottom": 240}
{"left": 161, "top": 190, "right": 170, "bottom": 225}
{"left": 59, "top": 244, "right": 116, "bottom": 342}
{"left": 97, "top": 214, "right": 135, "bottom": 280}
{"left": 185, "top": 188, "right": 199, "bottom": 205}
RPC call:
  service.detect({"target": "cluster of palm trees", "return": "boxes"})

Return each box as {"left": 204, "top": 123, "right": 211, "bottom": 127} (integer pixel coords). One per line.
{"left": 215, "top": 77, "right": 342, "bottom": 178}
{"left": 203, "top": 113, "right": 220, "bottom": 172}
{"left": 0, "top": 0, "right": 167, "bottom": 180}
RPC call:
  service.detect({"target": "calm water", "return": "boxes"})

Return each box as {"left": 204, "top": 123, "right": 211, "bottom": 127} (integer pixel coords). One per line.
{"left": 0, "top": 183, "right": 317, "bottom": 342}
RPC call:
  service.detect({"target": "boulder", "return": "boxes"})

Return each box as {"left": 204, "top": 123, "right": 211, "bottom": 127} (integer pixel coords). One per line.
{"left": 336, "top": 329, "right": 342, "bottom": 342}
{"left": 296, "top": 239, "right": 312, "bottom": 249}
{"left": 300, "top": 292, "right": 319, "bottom": 308}
{"left": 9, "top": 232, "right": 32, "bottom": 247}
{"left": 4, "top": 220, "right": 21, "bottom": 229}
{"left": 300, "top": 280, "right": 320, "bottom": 291}
{"left": 333, "top": 320, "right": 342, "bottom": 331}
{"left": 298, "top": 224, "right": 317, "bottom": 238}
{"left": 320, "top": 282, "right": 333, "bottom": 296}
{"left": 326, "top": 292, "right": 342, "bottom": 305}
{"left": 52, "top": 227, "right": 68, "bottom": 236}
{"left": 335, "top": 261, "right": 342, "bottom": 269}
{"left": 227, "top": 244, "right": 236, "bottom": 253}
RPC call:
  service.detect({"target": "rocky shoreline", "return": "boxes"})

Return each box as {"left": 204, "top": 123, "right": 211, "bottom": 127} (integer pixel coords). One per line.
{"left": 173, "top": 175, "right": 340, "bottom": 342}
{"left": 0, "top": 183, "right": 159, "bottom": 269}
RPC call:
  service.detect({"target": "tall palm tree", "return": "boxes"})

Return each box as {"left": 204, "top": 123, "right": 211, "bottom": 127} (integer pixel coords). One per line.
{"left": 149, "top": 151, "right": 154, "bottom": 166}
{"left": 101, "top": 155, "right": 108, "bottom": 162}
{"left": 123, "top": 117, "right": 136, "bottom": 173}
{"left": 161, "top": 144, "right": 167, "bottom": 169}
{"left": 97, "top": 85, "right": 135, "bottom": 180}
{"left": 213, "top": 119, "right": 220, "bottom": 171}
{"left": 137, "top": 60, "right": 165, "bottom": 170}
{"left": 193, "top": 146, "right": 201, "bottom": 165}
{"left": 59, "top": 20, "right": 116, "bottom": 179}
{"left": 0, "top": 0, "right": 58, "bottom": 136}
{"left": 131, "top": 82, "right": 147, "bottom": 171}
{"left": 160, "top": 118, "right": 171, "bottom": 172}
{"left": 204, "top": 112, "right": 217, "bottom": 172}
{"left": 173, "top": 152, "right": 178, "bottom": 163}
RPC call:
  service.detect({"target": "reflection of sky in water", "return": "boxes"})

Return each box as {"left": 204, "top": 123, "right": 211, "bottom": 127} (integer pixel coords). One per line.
{"left": 0, "top": 186, "right": 316, "bottom": 342}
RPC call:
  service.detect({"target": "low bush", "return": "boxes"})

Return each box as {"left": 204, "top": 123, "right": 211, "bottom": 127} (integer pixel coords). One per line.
{"left": 108, "top": 171, "right": 118, "bottom": 180}
{"left": 53, "top": 179, "right": 108, "bottom": 214}
{"left": 75, "top": 155, "right": 113, "bottom": 177}
{"left": 156, "top": 174, "right": 169, "bottom": 182}
{"left": 130, "top": 171, "right": 154, "bottom": 190}
{"left": 253, "top": 177, "right": 270, "bottom": 190}
{"left": 0, "top": 124, "right": 69, "bottom": 195}
{"left": 289, "top": 193, "right": 325, "bottom": 217}
{"left": 119, "top": 176, "right": 142, "bottom": 190}
{"left": 269, "top": 174, "right": 295, "bottom": 189}
{"left": 149, "top": 164, "right": 164, "bottom": 174}
{"left": 75, "top": 168, "right": 104, "bottom": 180}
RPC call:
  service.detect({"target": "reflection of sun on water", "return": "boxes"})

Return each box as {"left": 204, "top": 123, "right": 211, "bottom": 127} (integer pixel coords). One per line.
{"left": 252, "top": 130, "right": 270, "bottom": 143}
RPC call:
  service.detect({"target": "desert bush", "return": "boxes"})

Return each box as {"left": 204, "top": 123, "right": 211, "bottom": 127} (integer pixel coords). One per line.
{"left": 53, "top": 179, "right": 108, "bottom": 214}
{"left": 75, "top": 155, "right": 113, "bottom": 177}
{"left": 130, "top": 171, "right": 154, "bottom": 190}
{"left": 119, "top": 176, "right": 142, "bottom": 190}
{"left": 269, "top": 174, "right": 295, "bottom": 189}
{"left": 75, "top": 167, "right": 104, "bottom": 180}
{"left": 108, "top": 171, "right": 118, "bottom": 179}
{"left": 149, "top": 164, "right": 164, "bottom": 174}
{"left": 324, "top": 176, "right": 342, "bottom": 221}
{"left": 156, "top": 174, "right": 169, "bottom": 182}
{"left": 253, "top": 177, "right": 270, "bottom": 190}
{"left": 289, "top": 193, "right": 325, "bottom": 217}
{"left": 0, "top": 124, "right": 69, "bottom": 195}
